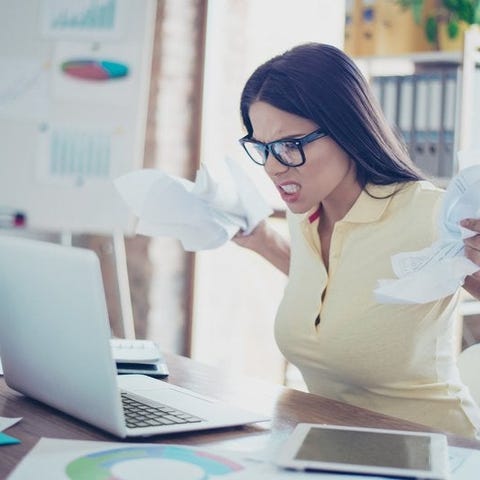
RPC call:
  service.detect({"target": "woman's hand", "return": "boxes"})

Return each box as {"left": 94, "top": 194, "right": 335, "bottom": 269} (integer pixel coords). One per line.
{"left": 232, "top": 220, "right": 270, "bottom": 250}
{"left": 461, "top": 218, "right": 480, "bottom": 299}
{"left": 232, "top": 220, "right": 290, "bottom": 275}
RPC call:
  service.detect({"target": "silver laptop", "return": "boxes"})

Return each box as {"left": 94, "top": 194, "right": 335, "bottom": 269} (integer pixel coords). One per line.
{"left": 0, "top": 236, "right": 267, "bottom": 438}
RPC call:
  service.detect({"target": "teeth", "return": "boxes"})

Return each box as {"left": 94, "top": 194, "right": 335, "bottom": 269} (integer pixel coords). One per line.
{"left": 280, "top": 184, "right": 299, "bottom": 194}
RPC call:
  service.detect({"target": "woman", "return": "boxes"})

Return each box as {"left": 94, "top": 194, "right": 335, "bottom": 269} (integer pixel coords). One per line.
{"left": 234, "top": 42, "right": 480, "bottom": 439}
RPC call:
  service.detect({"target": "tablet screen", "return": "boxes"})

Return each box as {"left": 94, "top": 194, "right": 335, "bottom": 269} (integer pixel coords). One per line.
{"left": 295, "top": 427, "right": 431, "bottom": 471}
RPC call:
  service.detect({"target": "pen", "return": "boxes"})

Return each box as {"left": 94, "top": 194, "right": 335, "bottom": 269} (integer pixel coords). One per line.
{"left": 0, "top": 212, "right": 26, "bottom": 228}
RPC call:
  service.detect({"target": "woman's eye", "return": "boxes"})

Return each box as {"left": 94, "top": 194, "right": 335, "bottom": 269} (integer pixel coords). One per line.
{"left": 279, "top": 141, "right": 297, "bottom": 151}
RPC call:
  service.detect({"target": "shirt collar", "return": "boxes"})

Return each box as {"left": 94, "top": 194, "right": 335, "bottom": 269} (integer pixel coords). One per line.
{"left": 306, "top": 183, "right": 399, "bottom": 225}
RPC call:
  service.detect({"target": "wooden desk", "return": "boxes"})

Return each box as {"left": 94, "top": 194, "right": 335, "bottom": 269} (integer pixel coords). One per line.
{"left": 2, "top": 352, "right": 480, "bottom": 477}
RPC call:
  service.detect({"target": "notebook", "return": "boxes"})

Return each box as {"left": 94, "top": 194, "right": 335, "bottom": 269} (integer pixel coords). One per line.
{"left": 0, "top": 236, "right": 268, "bottom": 438}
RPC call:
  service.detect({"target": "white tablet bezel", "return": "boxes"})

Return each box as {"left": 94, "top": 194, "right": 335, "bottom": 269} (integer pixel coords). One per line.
{"left": 276, "top": 423, "right": 449, "bottom": 480}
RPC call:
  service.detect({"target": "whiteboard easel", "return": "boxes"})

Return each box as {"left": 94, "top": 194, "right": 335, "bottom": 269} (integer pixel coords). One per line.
{"left": 0, "top": 0, "right": 157, "bottom": 339}
{"left": 112, "top": 231, "right": 135, "bottom": 339}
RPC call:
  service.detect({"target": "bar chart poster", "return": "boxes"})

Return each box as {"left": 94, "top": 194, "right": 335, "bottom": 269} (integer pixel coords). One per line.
{"left": 41, "top": 0, "right": 127, "bottom": 39}
{"left": 35, "top": 123, "right": 129, "bottom": 187}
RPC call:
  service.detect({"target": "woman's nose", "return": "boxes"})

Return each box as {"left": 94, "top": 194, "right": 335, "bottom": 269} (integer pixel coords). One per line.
{"left": 264, "top": 152, "right": 289, "bottom": 176}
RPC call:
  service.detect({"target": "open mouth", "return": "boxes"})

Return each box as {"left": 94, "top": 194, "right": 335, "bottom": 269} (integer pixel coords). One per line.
{"left": 279, "top": 183, "right": 300, "bottom": 194}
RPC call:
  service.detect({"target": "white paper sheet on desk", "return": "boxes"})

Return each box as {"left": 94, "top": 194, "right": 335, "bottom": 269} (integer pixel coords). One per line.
{"left": 374, "top": 164, "right": 480, "bottom": 304}
{"left": 114, "top": 158, "right": 273, "bottom": 251}
{"left": 0, "top": 415, "right": 21, "bottom": 431}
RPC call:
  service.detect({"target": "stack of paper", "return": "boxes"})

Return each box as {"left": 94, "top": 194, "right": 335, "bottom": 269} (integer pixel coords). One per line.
{"left": 114, "top": 158, "right": 272, "bottom": 251}
{"left": 375, "top": 165, "right": 480, "bottom": 304}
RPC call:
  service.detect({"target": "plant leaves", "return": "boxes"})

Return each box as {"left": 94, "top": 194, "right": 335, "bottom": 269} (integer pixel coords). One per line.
{"left": 447, "top": 18, "right": 460, "bottom": 38}
{"left": 425, "top": 15, "right": 439, "bottom": 43}
{"left": 395, "top": 0, "right": 425, "bottom": 24}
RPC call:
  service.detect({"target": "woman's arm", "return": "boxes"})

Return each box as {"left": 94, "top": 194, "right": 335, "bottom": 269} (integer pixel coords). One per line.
{"left": 232, "top": 220, "right": 290, "bottom": 275}
{"left": 461, "top": 218, "right": 480, "bottom": 299}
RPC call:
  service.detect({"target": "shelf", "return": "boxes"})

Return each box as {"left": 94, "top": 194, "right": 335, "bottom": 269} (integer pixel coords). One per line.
{"left": 355, "top": 51, "right": 463, "bottom": 77}
{"left": 355, "top": 50, "right": 462, "bottom": 65}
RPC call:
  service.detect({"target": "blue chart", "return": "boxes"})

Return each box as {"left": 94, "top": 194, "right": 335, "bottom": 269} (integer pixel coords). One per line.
{"left": 65, "top": 445, "right": 245, "bottom": 479}
{"left": 47, "top": 0, "right": 117, "bottom": 31}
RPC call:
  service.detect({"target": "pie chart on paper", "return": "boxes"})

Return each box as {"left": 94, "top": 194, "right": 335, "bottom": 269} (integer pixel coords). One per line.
{"left": 61, "top": 59, "right": 129, "bottom": 81}
{"left": 65, "top": 445, "right": 246, "bottom": 479}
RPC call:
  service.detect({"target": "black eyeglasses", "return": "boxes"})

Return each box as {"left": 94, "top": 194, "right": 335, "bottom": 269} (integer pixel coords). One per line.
{"left": 239, "top": 128, "right": 328, "bottom": 167}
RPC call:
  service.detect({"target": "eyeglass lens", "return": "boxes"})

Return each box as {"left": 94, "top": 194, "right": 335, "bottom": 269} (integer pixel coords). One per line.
{"left": 243, "top": 140, "right": 303, "bottom": 166}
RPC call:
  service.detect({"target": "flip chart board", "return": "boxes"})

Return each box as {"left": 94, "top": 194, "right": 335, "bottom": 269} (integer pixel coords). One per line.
{"left": 0, "top": 0, "right": 156, "bottom": 234}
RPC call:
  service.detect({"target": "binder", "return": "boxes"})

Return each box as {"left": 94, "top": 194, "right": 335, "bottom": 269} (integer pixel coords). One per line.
{"left": 412, "top": 74, "right": 433, "bottom": 175}
{"left": 397, "top": 75, "right": 414, "bottom": 154}
{"left": 382, "top": 76, "right": 399, "bottom": 128}
{"left": 369, "top": 66, "right": 461, "bottom": 180}
{"left": 370, "top": 76, "right": 383, "bottom": 106}
{"left": 426, "top": 73, "right": 443, "bottom": 177}
{"left": 438, "top": 71, "right": 458, "bottom": 177}
{"left": 373, "top": 76, "right": 399, "bottom": 132}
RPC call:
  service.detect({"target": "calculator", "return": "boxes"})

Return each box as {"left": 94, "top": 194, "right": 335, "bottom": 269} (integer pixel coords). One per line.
{"left": 110, "top": 339, "right": 169, "bottom": 378}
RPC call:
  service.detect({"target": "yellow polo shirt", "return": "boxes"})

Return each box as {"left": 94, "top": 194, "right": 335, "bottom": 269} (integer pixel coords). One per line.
{"left": 275, "top": 181, "right": 480, "bottom": 438}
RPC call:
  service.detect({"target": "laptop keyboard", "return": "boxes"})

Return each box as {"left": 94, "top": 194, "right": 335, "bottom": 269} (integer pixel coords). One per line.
{"left": 121, "top": 392, "right": 204, "bottom": 429}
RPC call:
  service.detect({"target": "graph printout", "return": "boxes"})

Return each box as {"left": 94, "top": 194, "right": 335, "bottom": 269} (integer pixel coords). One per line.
{"left": 41, "top": 0, "right": 126, "bottom": 39}
{"left": 7, "top": 438, "right": 254, "bottom": 480}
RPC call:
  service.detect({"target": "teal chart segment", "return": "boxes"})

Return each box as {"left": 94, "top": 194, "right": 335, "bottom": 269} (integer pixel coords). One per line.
{"left": 61, "top": 59, "right": 129, "bottom": 81}
{"left": 65, "top": 445, "right": 245, "bottom": 479}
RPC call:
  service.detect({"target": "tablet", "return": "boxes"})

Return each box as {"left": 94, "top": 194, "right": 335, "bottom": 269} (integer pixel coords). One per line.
{"left": 276, "top": 423, "right": 449, "bottom": 480}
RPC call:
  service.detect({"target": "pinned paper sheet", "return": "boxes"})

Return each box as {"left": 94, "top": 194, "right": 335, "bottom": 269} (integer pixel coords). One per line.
{"left": 114, "top": 158, "right": 272, "bottom": 251}
{"left": 374, "top": 164, "right": 480, "bottom": 304}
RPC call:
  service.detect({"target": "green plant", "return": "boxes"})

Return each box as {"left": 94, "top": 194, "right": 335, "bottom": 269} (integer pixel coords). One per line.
{"left": 396, "top": 0, "right": 480, "bottom": 45}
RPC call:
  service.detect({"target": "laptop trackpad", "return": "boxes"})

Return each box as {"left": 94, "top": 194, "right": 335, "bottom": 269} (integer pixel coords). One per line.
{"left": 117, "top": 374, "right": 222, "bottom": 415}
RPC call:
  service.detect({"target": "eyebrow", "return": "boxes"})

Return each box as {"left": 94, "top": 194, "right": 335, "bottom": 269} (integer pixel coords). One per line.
{"left": 250, "top": 132, "right": 309, "bottom": 143}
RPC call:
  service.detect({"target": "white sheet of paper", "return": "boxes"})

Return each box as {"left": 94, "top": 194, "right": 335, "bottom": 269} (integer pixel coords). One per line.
{"left": 449, "top": 446, "right": 480, "bottom": 480}
{"left": 0, "top": 415, "right": 21, "bottom": 432}
{"left": 114, "top": 158, "right": 273, "bottom": 251}
{"left": 374, "top": 163, "right": 480, "bottom": 304}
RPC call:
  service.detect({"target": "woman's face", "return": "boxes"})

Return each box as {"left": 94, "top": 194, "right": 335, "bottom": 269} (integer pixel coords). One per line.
{"left": 248, "top": 101, "right": 358, "bottom": 214}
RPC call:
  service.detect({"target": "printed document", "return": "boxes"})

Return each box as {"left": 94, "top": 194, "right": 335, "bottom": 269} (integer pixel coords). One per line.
{"left": 375, "top": 165, "right": 480, "bottom": 304}
{"left": 114, "top": 158, "right": 272, "bottom": 251}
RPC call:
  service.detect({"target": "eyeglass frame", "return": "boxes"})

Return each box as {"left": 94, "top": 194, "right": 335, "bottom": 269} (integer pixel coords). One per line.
{"left": 239, "top": 128, "right": 328, "bottom": 167}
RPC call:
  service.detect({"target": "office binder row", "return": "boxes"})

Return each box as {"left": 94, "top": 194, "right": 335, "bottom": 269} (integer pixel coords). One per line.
{"left": 371, "top": 70, "right": 459, "bottom": 179}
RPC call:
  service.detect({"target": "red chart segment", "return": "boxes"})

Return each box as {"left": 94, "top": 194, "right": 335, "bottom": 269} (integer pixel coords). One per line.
{"left": 61, "top": 59, "right": 129, "bottom": 81}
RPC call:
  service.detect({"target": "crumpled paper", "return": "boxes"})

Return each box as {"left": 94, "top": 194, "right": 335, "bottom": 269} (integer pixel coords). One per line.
{"left": 113, "top": 157, "right": 272, "bottom": 251}
{"left": 374, "top": 164, "right": 480, "bottom": 304}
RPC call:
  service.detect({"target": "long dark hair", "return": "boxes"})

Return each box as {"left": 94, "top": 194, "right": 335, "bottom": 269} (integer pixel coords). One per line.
{"left": 240, "top": 43, "right": 424, "bottom": 187}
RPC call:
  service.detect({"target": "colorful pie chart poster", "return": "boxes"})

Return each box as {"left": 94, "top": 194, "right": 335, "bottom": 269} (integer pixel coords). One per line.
{"left": 61, "top": 59, "right": 129, "bottom": 82}
{"left": 52, "top": 43, "right": 138, "bottom": 107}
